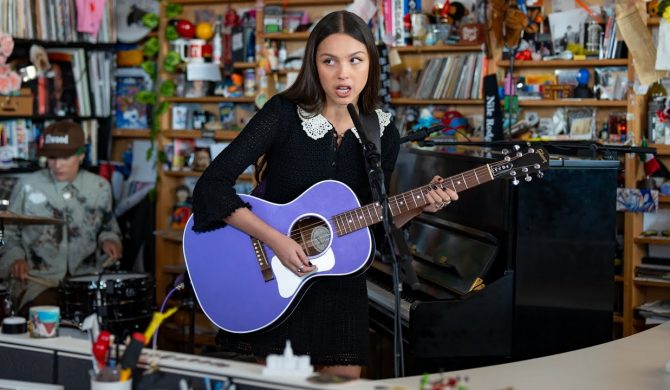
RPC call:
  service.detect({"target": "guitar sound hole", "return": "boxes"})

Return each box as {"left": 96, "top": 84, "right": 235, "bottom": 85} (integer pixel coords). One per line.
{"left": 292, "top": 216, "right": 331, "bottom": 257}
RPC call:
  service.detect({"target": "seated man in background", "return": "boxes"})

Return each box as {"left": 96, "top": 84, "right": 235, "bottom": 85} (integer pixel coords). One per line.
{"left": 0, "top": 121, "right": 122, "bottom": 317}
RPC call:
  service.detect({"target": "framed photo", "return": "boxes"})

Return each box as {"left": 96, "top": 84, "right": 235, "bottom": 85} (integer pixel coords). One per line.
{"left": 567, "top": 107, "right": 596, "bottom": 139}
{"left": 172, "top": 105, "right": 189, "bottom": 130}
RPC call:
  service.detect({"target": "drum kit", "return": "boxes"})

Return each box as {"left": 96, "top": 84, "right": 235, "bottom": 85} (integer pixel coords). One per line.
{"left": 0, "top": 201, "right": 155, "bottom": 337}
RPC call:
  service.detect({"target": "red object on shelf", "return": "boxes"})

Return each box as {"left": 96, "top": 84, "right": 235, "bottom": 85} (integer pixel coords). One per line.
{"left": 176, "top": 20, "right": 195, "bottom": 39}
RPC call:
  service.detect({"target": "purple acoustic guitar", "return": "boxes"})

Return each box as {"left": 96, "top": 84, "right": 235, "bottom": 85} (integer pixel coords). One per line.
{"left": 183, "top": 146, "right": 549, "bottom": 333}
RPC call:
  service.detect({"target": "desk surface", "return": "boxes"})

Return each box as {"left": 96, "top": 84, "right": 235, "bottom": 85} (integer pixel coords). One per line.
{"left": 2, "top": 322, "right": 670, "bottom": 390}
{"left": 378, "top": 321, "right": 670, "bottom": 390}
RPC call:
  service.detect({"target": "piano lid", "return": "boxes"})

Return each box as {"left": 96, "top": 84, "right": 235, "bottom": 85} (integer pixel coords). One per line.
{"left": 403, "top": 213, "right": 499, "bottom": 296}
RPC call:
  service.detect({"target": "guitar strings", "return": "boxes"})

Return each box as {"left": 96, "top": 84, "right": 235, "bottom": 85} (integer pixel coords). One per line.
{"left": 285, "top": 157, "right": 537, "bottom": 246}
{"left": 285, "top": 157, "right": 537, "bottom": 243}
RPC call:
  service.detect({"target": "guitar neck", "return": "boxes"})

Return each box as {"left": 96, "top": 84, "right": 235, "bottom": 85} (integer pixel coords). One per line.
{"left": 333, "top": 163, "right": 494, "bottom": 236}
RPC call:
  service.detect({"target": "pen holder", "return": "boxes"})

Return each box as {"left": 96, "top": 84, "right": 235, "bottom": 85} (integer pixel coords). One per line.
{"left": 90, "top": 378, "right": 132, "bottom": 390}
{"left": 28, "top": 306, "right": 59, "bottom": 338}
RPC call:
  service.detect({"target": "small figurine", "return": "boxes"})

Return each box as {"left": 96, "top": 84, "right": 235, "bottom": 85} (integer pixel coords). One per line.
{"left": 171, "top": 185, "right": 192, "bottom": 230}
{"left": 29, "top": 45, "right": 51, "bottom": 74}
{"left": 192, "top": 148, "right": 211, "bottom": 171}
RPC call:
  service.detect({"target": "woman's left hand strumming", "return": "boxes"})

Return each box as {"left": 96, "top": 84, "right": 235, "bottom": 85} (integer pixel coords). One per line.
{"left": 423, "top": 176, "right": 458, "bottom": 213}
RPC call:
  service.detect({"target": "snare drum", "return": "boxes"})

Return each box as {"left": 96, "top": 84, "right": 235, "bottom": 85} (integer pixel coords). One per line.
{"left": 59, "top": 272, "right": 155, "bottom": 335}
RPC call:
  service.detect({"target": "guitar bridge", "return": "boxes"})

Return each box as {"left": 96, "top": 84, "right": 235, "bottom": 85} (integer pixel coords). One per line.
{"left": 251, "top": 237, "right": 274, "bottom": 282}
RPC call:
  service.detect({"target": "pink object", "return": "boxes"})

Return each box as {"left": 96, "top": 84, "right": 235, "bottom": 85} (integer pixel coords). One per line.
{"left": 76, "top": 0, "right": 105, "bottom": 37}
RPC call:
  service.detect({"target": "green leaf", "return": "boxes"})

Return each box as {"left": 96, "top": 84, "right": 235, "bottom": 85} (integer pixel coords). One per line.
{"left": 157, "top": 150, "right": 168, "bottom": 164}
{"left": 143, "top": 37, "right": 159, "bottom": 57}
{"left": 166, "top": 4, "right": 183, "bottom": 18}
{"left": 136, "top": 90, "right": 157, "bottom": 105}
{"left": 160, "top": 80, "right": 176, "bottom": 97}
{"left": 164, "top": 51, "right": 181, "bottom": 67}
{"left": 142, "top": 13, "right": 159, "bottom": 29}
{"left": 156, "top": 101, "right": 170, "bottom": 115}
{"left": 141, "top": 61, "right": 156, "bottom": 79}
{"left": 146, "top": 146, "right": 154, "bottom": 161}
{"left": 165, "top": 26, "right": 179, "bottom": 41}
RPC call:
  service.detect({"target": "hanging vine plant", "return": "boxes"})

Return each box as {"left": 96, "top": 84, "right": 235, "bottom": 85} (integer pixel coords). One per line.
{"left": 137, "top": 1, "right": 184, "bottom": 165}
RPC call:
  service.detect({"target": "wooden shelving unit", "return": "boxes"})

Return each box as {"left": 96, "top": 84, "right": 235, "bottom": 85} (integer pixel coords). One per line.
{"left": 517, "top": 99, "right": 628, "bottom": 107}
{"left": 392, "top": 44, "right": 483, "bottom": 54}
{"left": 165, "top": 96, "right": 255, "bottom": 104}
{"left": 111, "top": 129, "right": 151, "bottom": 138}
{"left": 497, "top": 59, "right": 629, "bottom": 68}
{"left": 162, "top": 130, "right": 240, "bottom": 140}
{"left": 390, "top": 98, "right": 482, "bottom": 105}
{"left": 650, "top": 144, "right": 670, "bottom": 156}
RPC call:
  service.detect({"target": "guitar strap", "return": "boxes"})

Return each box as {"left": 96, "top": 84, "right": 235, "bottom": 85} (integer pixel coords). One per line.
{"left": 358, "top": 112, "right": 381, "bottom": 161}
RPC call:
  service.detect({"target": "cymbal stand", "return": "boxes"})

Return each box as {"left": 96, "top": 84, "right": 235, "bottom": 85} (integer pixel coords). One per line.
{"left": 0, "top": 199, "right": 8, "bottom": 246}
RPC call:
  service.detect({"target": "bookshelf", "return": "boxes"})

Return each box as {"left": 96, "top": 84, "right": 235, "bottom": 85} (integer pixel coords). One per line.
{"left": 2, "top": 40, "right": 115, "bottom": 168}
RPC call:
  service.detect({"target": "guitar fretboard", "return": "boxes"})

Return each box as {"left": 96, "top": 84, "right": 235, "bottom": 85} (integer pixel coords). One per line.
{"left": 332, "top": 164, "right": 493, "bottom": 236}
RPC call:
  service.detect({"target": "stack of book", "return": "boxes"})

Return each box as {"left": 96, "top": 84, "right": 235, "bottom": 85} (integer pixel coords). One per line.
{"left": 635, "top": 256, "right": 670, "bottom": 283}
{"left": 413, "top": 53, "right": 486, "bottom": 101}
{"left": 637, "top": 300, "right": 670, "bottom": 325}
{"left": 0, "top": 0, "right": 116, "bottom": 42}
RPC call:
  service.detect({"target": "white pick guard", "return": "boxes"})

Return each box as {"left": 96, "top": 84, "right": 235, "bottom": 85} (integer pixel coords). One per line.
{"left": 272, "top": 248, "right": 335, "bottom": 298}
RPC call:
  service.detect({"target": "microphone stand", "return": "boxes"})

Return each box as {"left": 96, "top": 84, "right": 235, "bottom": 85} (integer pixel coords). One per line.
{"left": 347, "top": 104, "right": 415, "bottom": 377}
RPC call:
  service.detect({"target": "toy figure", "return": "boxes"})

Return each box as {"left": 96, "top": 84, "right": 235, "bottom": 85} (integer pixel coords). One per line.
{"left": 171, "top": 185, "right": 192, "bottom": 230}
{"left": 192, "top": 148, "right": 211, "bottom": 171}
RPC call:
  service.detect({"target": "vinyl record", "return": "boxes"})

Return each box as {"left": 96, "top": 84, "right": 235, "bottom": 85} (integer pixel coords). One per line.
{"left": 116, "top": 0, "right": 159, "bottom": 43}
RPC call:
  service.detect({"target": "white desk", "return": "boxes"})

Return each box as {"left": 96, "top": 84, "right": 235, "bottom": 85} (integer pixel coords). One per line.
{"left": 377, "top": 320, "right": 670, "bottom": 390}
{"left": 2, "top": 322, "right": 670, "bottom": 389}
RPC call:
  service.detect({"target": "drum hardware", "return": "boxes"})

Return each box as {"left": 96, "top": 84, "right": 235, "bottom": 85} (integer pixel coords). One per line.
{"left": 0, "top": 199, "right": 64, "bottom": 246}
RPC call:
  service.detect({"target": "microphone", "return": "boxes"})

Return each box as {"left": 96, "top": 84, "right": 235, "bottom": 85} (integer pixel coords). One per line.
{"left": 399, "top": 124, "right": 444, "bottom": 144}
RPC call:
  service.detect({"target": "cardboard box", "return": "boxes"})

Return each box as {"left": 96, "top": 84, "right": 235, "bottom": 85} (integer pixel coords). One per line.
{"left": 0, "top": 88, "right": 34, "bottom": 117}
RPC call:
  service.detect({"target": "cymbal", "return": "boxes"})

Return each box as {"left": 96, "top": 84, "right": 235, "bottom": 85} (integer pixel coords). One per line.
{"left": 0, "top": 210, "right": 64, "bottom": 225}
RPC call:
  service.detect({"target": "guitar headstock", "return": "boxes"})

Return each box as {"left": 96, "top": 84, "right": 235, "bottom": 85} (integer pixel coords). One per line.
{"left": 490, "top": 145, "right": 550, "bottom": 185}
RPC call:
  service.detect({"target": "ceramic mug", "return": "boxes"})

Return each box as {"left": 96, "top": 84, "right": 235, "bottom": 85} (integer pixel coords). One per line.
{"left": 171, "top": 39, "right": 189, "bottom": 62}
{"left": 187, "top": 39, "right": 206, "bottom": 63}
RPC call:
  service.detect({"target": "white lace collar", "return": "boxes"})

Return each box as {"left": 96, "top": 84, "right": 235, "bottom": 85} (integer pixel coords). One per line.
{"left": 297, "top": 106, "right": 391, "bottom": 141}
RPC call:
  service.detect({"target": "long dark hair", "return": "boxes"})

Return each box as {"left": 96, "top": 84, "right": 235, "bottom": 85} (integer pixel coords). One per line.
{"left": 254, "top": 11, "right": 380, "bottom": 184}
{"left": 281, "top": 10, "right": 380, "bottom": 115}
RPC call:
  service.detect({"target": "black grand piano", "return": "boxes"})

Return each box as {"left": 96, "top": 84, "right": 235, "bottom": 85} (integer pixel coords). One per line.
{"left": 366, "top": 145, "right": 618, "bottom": 377}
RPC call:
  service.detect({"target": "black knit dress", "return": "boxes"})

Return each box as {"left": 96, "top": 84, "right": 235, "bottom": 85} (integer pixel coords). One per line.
{"left": 192, "top": 94, "right": 400, "bottom": 366}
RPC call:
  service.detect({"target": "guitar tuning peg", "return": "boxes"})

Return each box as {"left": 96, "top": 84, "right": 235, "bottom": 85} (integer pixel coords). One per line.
{"left": 525, "top": 175, "right": 532, "bottom": 182}
{"left": 512, "top": 177, "right": 520, "bottom": 186}
{"left": 537, "top": 171, "right": 544, "bottom": 179}
{"left": 502, "top": 148, "right": 510, "bottom": 155}
{"left": 516, "top": 152, "right": 523, "bottom": 157}
{"left": 513, "top": 145, "right": 521, "bottom": 151}
{"left": 528, "top": 147, "right": 535, "bottom": 153}
{"left": 534, "top": 163, "right": 541, "bottom": 169}
{"left": 509, "top": 170, "right": 517, "bottom": 176}
{"left": 521, "top": 167, "right": 528, "bottom": 173}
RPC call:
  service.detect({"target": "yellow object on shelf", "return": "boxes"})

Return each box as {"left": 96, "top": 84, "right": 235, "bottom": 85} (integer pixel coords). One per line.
{"left": 117, "top": 50, "right": 144, "bottom": 67}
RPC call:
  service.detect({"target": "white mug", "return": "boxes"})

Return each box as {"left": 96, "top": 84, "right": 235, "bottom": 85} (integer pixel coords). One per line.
{"left": 171, "top": 39, "right": 189, "bottom": 62}
{"left": 187, "top": 39, "right": 206, "bottom": 63}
